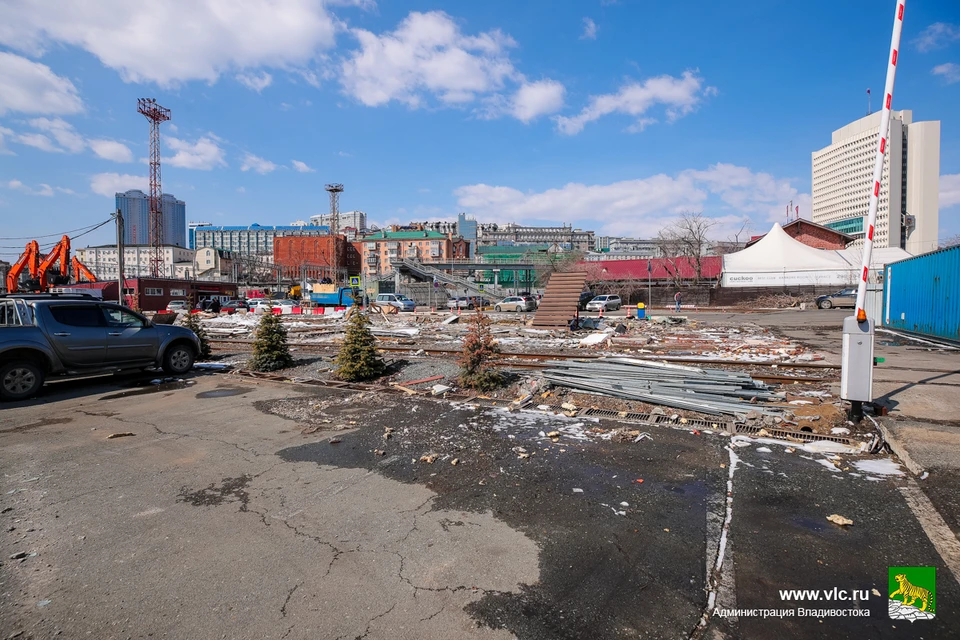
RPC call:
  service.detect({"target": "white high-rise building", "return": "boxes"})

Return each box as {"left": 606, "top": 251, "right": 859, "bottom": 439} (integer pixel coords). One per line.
{"left": 309, "top": 210, "right": 367, "bottom": 234}
{"left": 812, "top": 110, "right": 939, "bottom": 255}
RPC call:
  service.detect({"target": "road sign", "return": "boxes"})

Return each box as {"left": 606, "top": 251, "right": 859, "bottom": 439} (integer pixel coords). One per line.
{"left": 478, "top": 284, "right": 485, "bottom": 291}
{"left": 433, "top": 281, "right": 439, "bottom": 288}
{"left": 349, "top": 276, "right": 360, "bottom": 287}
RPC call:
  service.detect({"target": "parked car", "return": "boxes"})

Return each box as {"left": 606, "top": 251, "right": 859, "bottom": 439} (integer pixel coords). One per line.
{"left": 221, "top": 300, "right": 249, "bottom": 313}
{"left": 446, "top": 297, "right": 475, "bottom": 310}
{"left": 375, "top": 293, "right": 416, "bottom": 312}
{"left": 816, "top": 288, "right": 857, "bottom": 309}
{"left": 495, "top": 296, "right": 536, "bottom": 312}
{"left": 577, "top": 291, "right": 595, "bottom": 311}
{"left": 585, "top": 294, "right": 622, "bottom": 312}
{"left": 165, "top": 300, "right": 189, "bottom": 312}
{"left": 249, "top": 299, "right": 273, "bottom": 311}
{"left": 271, "top": 299, "right": 297, "bottom": 310}
{"left": 0, "top": 294, "right": 201, "bottom": 400}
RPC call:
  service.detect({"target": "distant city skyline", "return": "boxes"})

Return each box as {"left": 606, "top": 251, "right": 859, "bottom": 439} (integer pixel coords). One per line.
{"left": 0, "top": 0, "right": 957, "bottom": 260}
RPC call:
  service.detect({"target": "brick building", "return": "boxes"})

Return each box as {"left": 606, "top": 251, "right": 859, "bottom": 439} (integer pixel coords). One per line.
{"left": 359, "top": 230, "right": 455, "bottom": 276}
{"left": 745, "top": 219, "right": 853, "bottom": 250}
{"left": 273, "top": 235, "right": 360, "bottom": 280}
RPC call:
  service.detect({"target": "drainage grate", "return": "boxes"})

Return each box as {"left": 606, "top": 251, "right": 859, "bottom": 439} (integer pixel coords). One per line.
{"left": 734, "top": 423, "right": 855, "bottom": 445}
{"left": 581, "top": 408, "right": 733, "bottom": 431}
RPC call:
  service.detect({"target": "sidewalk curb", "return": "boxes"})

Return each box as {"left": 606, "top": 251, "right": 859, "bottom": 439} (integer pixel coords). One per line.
{"left": 877, "top": 421, "right": 926, "bottom": 476}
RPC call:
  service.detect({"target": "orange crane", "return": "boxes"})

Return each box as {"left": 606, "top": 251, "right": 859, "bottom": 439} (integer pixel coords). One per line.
{"left": 5, "top": 240, "right": 40, "bottom": 294}
{"left": 6, "top": 235, "right": 97, "bottom": 293}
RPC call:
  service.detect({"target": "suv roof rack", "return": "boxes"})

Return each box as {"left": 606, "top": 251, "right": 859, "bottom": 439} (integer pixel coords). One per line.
{"left": 0, "top": 293, "right": 97, "bottom": 299}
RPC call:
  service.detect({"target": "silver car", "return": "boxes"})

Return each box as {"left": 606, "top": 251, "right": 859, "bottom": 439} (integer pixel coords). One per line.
{"left": 585, "top": 294, "right": 622, "bottom": 312}
{"left": 376, "top": 293, "right": 416, "bottom": 312}
{"left": 495, "top": 296, "right": 536, "bottom": 312}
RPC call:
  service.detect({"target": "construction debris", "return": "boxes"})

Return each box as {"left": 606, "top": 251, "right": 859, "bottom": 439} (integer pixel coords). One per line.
{"left": 826, "top": 514, "right": 854, "bottom": 527}
{"left": 541, "top": 358, "right": 784, "bottom": 417}
{"left": 106, "top": 432, "right": 136, "bottom": 439}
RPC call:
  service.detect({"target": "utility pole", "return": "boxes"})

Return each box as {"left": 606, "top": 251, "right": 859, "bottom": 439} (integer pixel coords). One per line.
{"left": 114, "top": 208, "right": 125, "bottom": 305}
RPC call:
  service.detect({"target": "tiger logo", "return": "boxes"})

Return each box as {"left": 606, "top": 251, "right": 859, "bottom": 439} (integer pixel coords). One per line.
{"left": 890, "top": 574, "right": 935, "bottom": 613}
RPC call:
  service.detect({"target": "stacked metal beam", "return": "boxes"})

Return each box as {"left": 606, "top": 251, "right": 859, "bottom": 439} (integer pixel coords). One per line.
{"left": 541, "top": 357, "right": 784, "bottom": 417}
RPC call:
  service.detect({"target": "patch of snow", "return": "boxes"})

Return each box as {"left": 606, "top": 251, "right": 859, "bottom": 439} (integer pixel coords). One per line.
{"left": 830, "top": 427, "right": 851, "bottom": 435}
{"left": 813, "top": 458, "right": 841, "bottom": 473}
{"left": 756, "top": 447, "right": 772, "bottom": 453}
{"left": 853, "top": 459, "right": 904, "bottom": 476}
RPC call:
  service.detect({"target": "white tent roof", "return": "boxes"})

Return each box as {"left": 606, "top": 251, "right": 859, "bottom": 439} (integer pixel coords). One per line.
{"left": 836, "top": 246, "right": 911, "bottom": 269}
{"left": 723, "top": 223, "right": 851, "bottom": 273}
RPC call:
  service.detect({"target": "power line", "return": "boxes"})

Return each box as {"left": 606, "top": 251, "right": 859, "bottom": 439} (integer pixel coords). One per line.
{"left": 0, "top": 218, "right": 113, "bottom": 250}
{"left": 0, "top": 220, "right": 111, "bottom": 241}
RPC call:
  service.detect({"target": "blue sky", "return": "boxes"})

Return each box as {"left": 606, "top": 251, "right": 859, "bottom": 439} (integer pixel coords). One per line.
{"left": 1, "top": 0, "right": 958, "bottom": 259}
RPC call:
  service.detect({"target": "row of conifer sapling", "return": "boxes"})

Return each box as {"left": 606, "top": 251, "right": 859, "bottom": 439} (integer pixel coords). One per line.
{"left": 186, "top": 309, "right": 503, "bottom": 392}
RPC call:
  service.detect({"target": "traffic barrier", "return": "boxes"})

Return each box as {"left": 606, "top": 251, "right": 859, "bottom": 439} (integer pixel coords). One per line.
{"left": 292, "top": 307, "right": 302, "bottom": 315}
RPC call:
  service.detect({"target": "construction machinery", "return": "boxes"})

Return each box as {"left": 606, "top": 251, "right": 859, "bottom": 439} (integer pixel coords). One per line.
{"left": 5, "top": 235, "right": 97, "bottom": 294}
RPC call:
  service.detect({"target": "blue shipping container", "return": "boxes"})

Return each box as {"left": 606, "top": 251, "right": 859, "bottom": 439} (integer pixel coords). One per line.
{"left": 883, "top": 245, "right": 960, "bottom": 343}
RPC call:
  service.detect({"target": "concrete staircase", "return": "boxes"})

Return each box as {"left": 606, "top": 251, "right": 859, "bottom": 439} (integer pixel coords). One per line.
{"left": 532, "top": 271, "right": 588, "bottom": 328}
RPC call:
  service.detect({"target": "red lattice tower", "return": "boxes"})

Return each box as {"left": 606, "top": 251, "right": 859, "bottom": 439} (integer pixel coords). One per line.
{"left": 138, "top": 98, "right": 171, "bottom": 277}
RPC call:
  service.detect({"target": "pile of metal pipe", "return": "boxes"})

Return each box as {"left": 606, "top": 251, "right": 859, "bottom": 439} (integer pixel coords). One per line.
{"left": 541, "top": 357, "right": 784, "bottom": 417}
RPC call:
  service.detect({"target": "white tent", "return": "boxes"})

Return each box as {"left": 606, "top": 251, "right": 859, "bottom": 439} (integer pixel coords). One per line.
{"left": 721, "top": 223, "right": 909, "bottom": 287}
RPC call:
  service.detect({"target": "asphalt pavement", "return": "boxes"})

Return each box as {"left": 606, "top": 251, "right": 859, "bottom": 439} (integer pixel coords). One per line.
{"left": 1, "top": 370, "right": 958, "bottom": 639}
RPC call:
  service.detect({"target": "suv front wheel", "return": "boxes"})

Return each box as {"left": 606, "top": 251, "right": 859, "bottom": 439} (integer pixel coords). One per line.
{"left": 0, "top": 361, "right": 45, "bottom": 401}
{"left": 162, "top": 344, "right": 196, "bottom": 375}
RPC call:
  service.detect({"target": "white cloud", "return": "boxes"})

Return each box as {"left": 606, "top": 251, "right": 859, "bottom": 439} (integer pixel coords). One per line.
{"left": 510, "top": 80, "right": 565, "bottom": 123}
{"left": 163, "top": 135, "right": 227, "bottom": 170}
{"left": 236, "top": 71, "right": 273, "bottom": 92}
{"left": 28, "top": 117, "right": 86, "bottom": 152}
{"left": 581, "top": 18, "right": 597, "bottom": 40}
{"left": 913, "top": 23, "right": 960, "bottom": 52}
{"left": 6, "top": 179, "right": 54, "bottom": 196}
{"left": 0, "top": 0, "right": 338, "bottom": 87}
{"left": 240, "top": 152, "right": 278, "bottom": 174}
{"left": 0, "top": 52, "right": 83, "bottom": 115}
{"left": 941, "top": 174, "right": 960, "bottom": 209}
{"left": 291, "top": 159, "right": 315, "bottom": 173}
{"left": 0, "top": 125, "right": 14, "bottom": 155}
{"left": 236, "top": 186, "right": 246, "bottom": 193}
{"left": 454, "top": 163, "right": 809, "bottom": 237}
{"left": 15, "top": 132, "right": 59, "bottom": 153}
{"left": 933, "top": 62, "right": 960, "bottom": 84}
{"left": 88, "top": 138, "right": 134, "bottom": 162}
{"left": 341, "top": 11, "right": 518, "bottom": 108}
{"left": 89, "top": 172, "right": 148, "bottom": 197}
{"left": 555, "top": 70, "right": 714, "bottom": 135}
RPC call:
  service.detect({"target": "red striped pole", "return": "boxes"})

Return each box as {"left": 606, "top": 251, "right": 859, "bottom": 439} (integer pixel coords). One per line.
{"left": 854, "top": 0, "right": 905, "bottom": 324}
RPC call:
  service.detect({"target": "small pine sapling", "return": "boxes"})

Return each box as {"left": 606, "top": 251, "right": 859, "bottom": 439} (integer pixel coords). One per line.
{"left": 248, "top": 311, "right": 294, "bottom": 371}
{"left": 334, "top": 310, "right": 386, "bottom": 381}
{"left": 181, "top": 311, "right": 211, "bottom": 359}
{"left": 458, "top": 308, "right": 503, "bottom": 391}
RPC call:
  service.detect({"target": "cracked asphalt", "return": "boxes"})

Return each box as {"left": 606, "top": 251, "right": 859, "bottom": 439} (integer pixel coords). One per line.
{"left": 1, "top": 373, "right": 958, "bottom": 639}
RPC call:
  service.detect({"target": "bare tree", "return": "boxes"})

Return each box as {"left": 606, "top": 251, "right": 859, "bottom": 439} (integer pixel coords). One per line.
{"left": 656, "top": 212, "right": 717, "bottom": 283}
{"left": 940, "top": 233, "right": 960, "bottom": 249}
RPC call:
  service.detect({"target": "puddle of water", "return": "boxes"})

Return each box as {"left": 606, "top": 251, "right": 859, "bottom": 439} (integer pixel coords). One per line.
{"left": 792, "top": 516, "right": 828, "bottom": 533}
{"left": 100, "top": 381, "right": 188, "bottom": 399}
{"left": 195, "top": 387, "right": 248, "bottom": 399}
